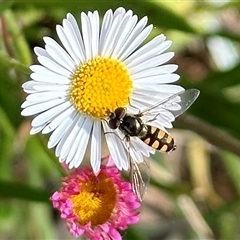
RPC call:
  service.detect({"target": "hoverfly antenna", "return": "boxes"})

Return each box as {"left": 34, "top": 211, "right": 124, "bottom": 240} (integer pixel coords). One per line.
{"left": 109, "top": 111, "right": 116, "bottom": 120}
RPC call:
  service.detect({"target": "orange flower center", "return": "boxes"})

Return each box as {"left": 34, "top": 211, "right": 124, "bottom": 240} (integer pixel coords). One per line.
{"left": 70, "top": 172, "right": 117, "bottom": 226}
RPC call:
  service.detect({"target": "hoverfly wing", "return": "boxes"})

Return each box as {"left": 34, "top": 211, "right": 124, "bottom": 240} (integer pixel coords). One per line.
{"left": 130, "top": 157, "right": 150, "bottom": 202}
{"left": 171, "top": 88, "right": 200, "bottom": 118}
{"left": 138, "top": 89, "right": 199, "bottom": 118}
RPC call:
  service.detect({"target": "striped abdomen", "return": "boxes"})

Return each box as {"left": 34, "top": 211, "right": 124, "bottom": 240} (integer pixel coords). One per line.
{"left": 140, "top": 126, "right": 176, "bottom": 152}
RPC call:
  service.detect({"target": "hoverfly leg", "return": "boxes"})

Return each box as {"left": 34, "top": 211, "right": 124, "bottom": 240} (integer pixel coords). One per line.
{"left": 104, "top": 131, "right": 125, "bottom": 141}
{"left": 127, "top": 97, "right": 142, "bottom": 113}
{"left": 144, "top": 113, "right": 161, "bottom": 123}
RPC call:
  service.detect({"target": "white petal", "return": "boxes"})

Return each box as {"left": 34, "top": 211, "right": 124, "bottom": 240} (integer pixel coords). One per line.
{"left": 26, "top": 91, "right": 67, "bottom": 102}
{"left": 37, "top": 56, "right": 72, "bottom": 77}
{"left": 31, "top": 72, "right": 70, "bottom": 84}
{"left": 32, "top": 83, "right": 69, "bottom": 92}
{"left": 132, "top": 64, "right": 178, "bottom": 79}
{"left": 124, "top": 35, "right": 167, "bottom": 66}
{"left": 42, "top": 106, "right": 76, "bottom": 134}
{"left": 68, "top": 118, "right": 94, "bottom": 168}
{"left": 81, "top": 12, "right": 92, "bottom": 60}
{"left": 133, "top": 74, "right": 180, "bottom": 84}
{"left": 102, "top": 122, "right": 129, "bottom": 170}
{"left": 126, "top": 40, "right": 172, "bottom": 69}
{"left": 48, "top": 111, "right": 78, "bottom": 148}
{"left": 56, "top": 25, "right": 82, "bottom": 64}
{"left": 130, "top": 91, "right": 179, "bottom": 113}
{"left": 21, "top": 98, "right": 65, "bottom": 116}
{"left": 99, "top": 9, "right": 113, "bottom": 52}
{"left": 119, "top": 25, "right": 153, "bottom": 61}
{"left": 100, "top": 14, "right": 123, "bottom": 57}
{"left": 62, "top": 19, "right": 85, "bottom": 64}
{"left": 23, "top": 88, "right": 37, "bottom": 94}
{"left": 157, "top": 110, "right": 175, "bottom": 122}
{"left": 90, "top": 120, "right": 101, "bottom": 173}
{"left": 135, "top": 84, "right": 184, "bottom": 94}
{"left": 59, "top": 114, "right": 86, "bottom": 162}
{"left": 114, "top": 16, "right": 148, "bottom": 59}
{"left": 131, "top": 88, "right": 171, "bottom": 103}
{"left": 130, "top": 148, "right": 143, "bottom": 164}
{"left": 30, "top": 65, "right": 71, "bottom": 82}
{"left": 129, "top": 97, "right": 156, "bottom": 110}
{"left": 55, "top": 113, "right": 83, "bottom": 156}
{"left": 152, "top": 117, "right": 173, "bottom": 128}
{"left": 22, "top": 80, "right": 37, "bottom": 92}
{"left": 46, "top": 45, "right": 76, "bottom": 73}
{"left": 143, "top": 110, "right": 175, "bottom": 127}
{"left": 66, "top": 13, "right": 86, "bottom": 60}
{"left": 88, "top": 11, "right": 99, "bottom": 58}
{"left": 129, "top": 52, "right": 174, "bottom": 75}
{"left": 31, "top": 101, "right": 71, "bottom": 127}
{"left": 165, "top": 102, "right": 181, "bottom": 111}
{"left": 111, "top": 11, "right": 137, "bottom": 58}
{"left": 34, "top": 47, "right": 49, "bottom": 58}
{"left": 131, "top": 87, "right": 183, "bottom": 113}
{"left": 113, "top": 7, "right": 126, "bottom": 17}
{"left": 44, "top": 38, "right": 76, "bottom": 71}
{"left": 30, "top": 125, "right": 47, "bottom": 135}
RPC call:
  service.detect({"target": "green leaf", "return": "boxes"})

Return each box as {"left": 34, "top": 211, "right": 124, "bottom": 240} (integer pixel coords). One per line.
{"left": 0, "top": 180, "right": 51, "bottom": 202}
{"left": 199, "top": 63, "right": 240, "bottom": 90}
{"left": 12, "top": 0, "right": 196, "bottom": 33}
{"left": 4, "top": 10, "right": 32, "bottom": 66}
{"left": 0, "top": 63, "right": 23, "bottom": 129}
{"left": 0, "top": 52, "right": 30, "bottom": 74}
{"left": 0, "top": 0, "right": 13, "bottom": 15}
{"left": 219, "top": 213, "right": 239, "bottom": 240}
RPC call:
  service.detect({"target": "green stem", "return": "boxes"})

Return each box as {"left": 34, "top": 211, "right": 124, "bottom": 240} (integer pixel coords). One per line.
{"left": 4, "top": 9, "right": 32, "bottom": 66}
{"left": 0, "top": 104, "right": 15, "bottom": 138}
{"left": 0, "top": 51, "right": 30, "bottom": 74}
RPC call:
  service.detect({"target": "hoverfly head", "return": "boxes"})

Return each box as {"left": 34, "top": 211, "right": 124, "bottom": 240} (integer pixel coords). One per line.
{"left": 108, "top": 107, "right": 126, "bottom": 129}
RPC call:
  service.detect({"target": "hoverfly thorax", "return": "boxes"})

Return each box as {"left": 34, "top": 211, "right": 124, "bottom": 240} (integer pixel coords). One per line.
{"left": 119, "top": 115, "right": 147, "bottom": 137}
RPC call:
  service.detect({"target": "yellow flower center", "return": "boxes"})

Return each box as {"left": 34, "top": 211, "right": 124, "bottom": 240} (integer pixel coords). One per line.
{"left": 70, "top": 172, "right": 117, "bottom": 226}
{"left": 70, "top": 56, "right": 133, "bottom": 119}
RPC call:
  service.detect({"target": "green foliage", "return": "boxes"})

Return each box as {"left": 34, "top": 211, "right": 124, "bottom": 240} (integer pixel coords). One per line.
{"left": 1, "top": 1, "right": 240, "bottom": 239}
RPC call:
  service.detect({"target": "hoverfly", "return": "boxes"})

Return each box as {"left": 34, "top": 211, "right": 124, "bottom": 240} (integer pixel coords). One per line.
{"left": 108, "top": 89, "right": 200, "bottom": 201}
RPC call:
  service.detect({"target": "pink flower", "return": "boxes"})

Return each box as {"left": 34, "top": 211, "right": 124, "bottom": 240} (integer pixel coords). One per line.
{"left": 50, "top": 157, "right": 140, "bottom": 240}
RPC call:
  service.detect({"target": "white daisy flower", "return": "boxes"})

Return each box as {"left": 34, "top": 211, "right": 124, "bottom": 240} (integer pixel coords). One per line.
{"left": 21, "top": 7, "right": 184, "bottom": 173}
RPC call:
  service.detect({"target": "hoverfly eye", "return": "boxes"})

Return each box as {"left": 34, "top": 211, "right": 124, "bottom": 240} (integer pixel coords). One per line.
{"left": 115, "top": 107, "right": 126, "bottom": 119}
{"left": 109, "top": 119, "right": 119, "bottom": 129}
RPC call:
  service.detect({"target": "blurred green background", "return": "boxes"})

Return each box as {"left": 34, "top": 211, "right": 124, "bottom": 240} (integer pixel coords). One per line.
{"left": 1, "top": 0, "right": 240, "bottom": 239}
